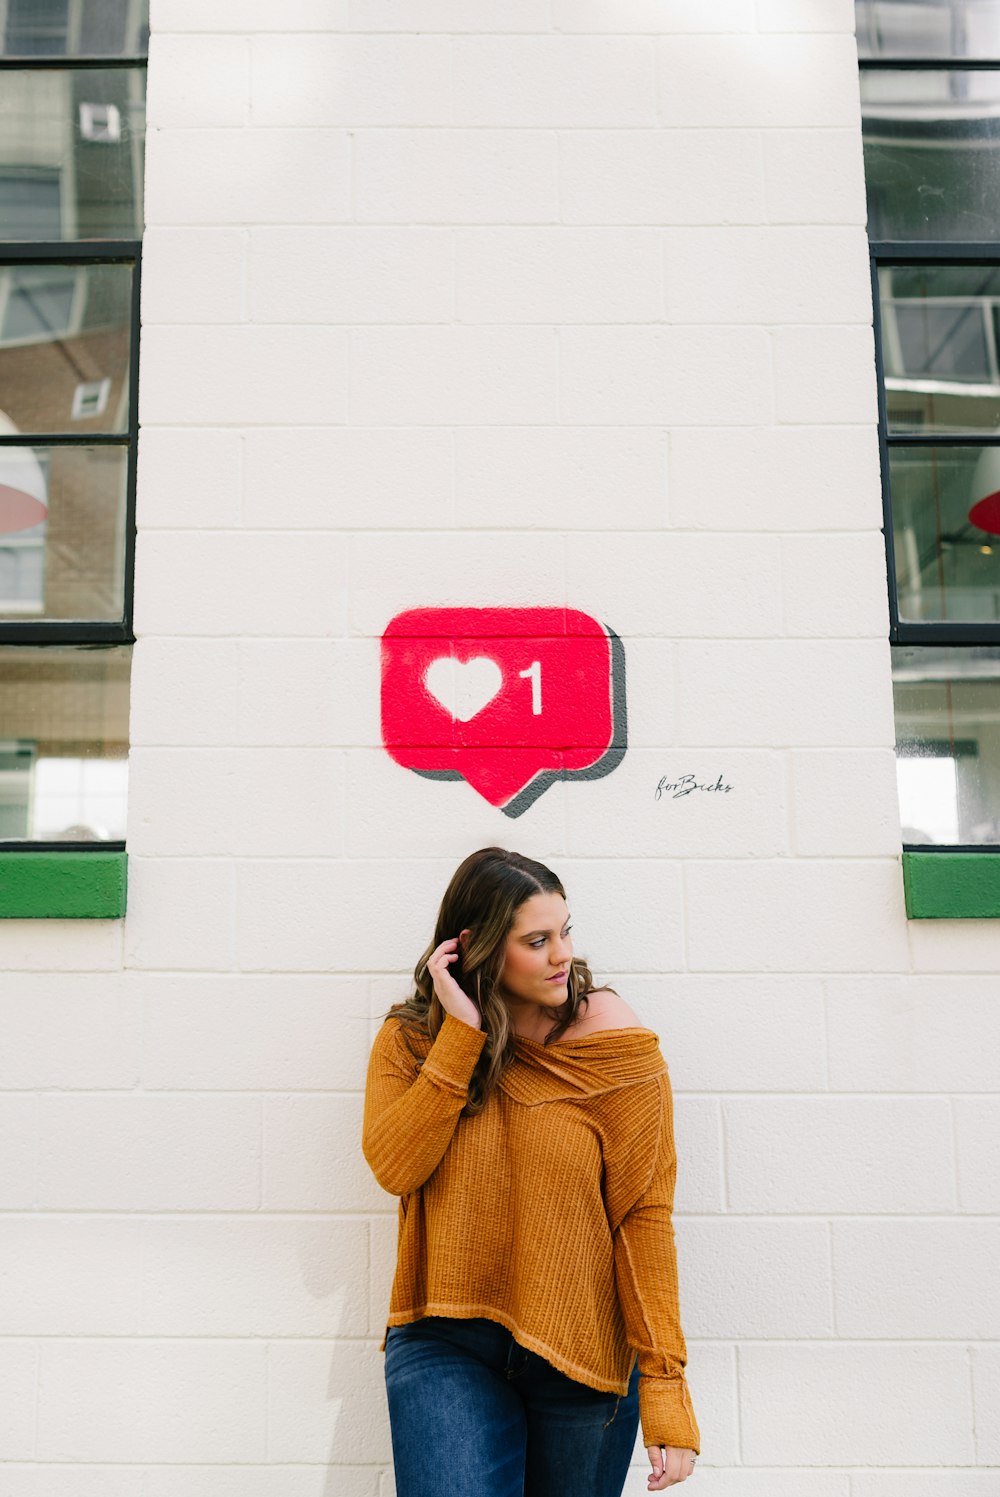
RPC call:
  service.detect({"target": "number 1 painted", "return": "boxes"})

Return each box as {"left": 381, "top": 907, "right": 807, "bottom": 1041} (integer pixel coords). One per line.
{"left": 518, "top": 660, "right": 542, "bottom": 715}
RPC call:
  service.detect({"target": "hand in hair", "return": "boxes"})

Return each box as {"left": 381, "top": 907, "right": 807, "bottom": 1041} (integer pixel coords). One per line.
{"left": 426, "top": 933, "right": 483, "bottom": 1030}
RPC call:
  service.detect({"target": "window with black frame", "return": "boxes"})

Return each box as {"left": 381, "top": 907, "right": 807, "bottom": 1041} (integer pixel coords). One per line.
{"left": 0, "top": 0, "right": 144, "bottom": 885}
{"left": 860, "top": 0, "right": 1000, "bottom": 907}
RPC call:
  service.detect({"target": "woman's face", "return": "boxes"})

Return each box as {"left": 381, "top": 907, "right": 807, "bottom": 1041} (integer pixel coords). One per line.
{"left": 496, "top": 891, "right": 574, "bottom": 1011}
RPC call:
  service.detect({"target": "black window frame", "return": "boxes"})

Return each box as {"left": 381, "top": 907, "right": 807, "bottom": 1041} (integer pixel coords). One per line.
{"left": 0, "top": 43, "right": 145, "bottom": 852}
{"left": 862, "top": 42, "right": 1000, "bottom": 855}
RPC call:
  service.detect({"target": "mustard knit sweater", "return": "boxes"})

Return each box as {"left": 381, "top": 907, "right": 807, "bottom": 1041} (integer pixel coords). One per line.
{"left": 361, "top": 1009, "right": 701, "bottom": 1454}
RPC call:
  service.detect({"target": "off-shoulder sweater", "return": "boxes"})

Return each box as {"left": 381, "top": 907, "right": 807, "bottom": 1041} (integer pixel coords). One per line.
{"left": 361, "top": 1009, "right": 701, "bottom": 1454}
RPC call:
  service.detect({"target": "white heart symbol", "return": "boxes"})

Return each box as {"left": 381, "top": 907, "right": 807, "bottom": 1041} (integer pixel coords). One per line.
{"left": 424, "top": 656, "right": 503, "bottom": 722}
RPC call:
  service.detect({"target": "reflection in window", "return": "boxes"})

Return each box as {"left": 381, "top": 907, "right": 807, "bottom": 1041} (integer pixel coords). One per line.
{"left": 857, "top": 0, "right": 1000, "bottom": 59}
{"left": 0, "top": 644, "right": 128, "bottom": 841}
{"left": 894, "top": 646, "right": 1000, "bottom": 844}
{"left": 0, "top": 68, "right": 145, "bottom": 240}
{"left": 862, "top": 69, "right": 1000, "bottom": 241}
{"left": 889, "top": 445, "right": 1000, "bottom": 623}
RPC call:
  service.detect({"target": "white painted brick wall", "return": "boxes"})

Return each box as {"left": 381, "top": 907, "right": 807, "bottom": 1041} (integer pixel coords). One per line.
{"left": 2, "top": 1, "right": 996, "bottom": 1491}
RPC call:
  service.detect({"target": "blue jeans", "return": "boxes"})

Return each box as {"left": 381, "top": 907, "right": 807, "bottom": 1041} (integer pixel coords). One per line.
{"left": 383, "top": 1315, "right": 641, "bottom": 1497}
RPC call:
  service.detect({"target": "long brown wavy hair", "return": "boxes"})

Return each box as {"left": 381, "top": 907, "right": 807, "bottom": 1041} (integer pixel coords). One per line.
{"left": 378, "top": 846, "right": 618, "bottom": 1116}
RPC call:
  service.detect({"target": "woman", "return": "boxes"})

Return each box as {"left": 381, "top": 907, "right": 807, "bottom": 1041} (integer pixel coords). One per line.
{"left": 362, "top": 846, "right": 700, "bottom": 1495}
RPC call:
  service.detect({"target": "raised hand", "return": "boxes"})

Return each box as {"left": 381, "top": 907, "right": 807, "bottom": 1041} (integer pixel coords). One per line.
{"left": 427, "top": 934, "right": 482, "bottom": 1030}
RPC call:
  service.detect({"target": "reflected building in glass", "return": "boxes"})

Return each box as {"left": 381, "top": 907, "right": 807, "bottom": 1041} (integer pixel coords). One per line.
{"left": 0, "top": 0, "right": 145, "bottom": 842}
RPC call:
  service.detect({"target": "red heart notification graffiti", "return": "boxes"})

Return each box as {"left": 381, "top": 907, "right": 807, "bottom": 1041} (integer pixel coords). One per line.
{"left": 381, "top": 607, "right": 625, "bottom": 817}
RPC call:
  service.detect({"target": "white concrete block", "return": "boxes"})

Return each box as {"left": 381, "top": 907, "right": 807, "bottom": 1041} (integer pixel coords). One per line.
{"left": 559, "top": 327, "right": 773, "bottom": 425}
{"left": 138, "top": 326, "right": 349, "bottom": 425}
{"left": 250, "top": 35, "right": 452, "bottom": 126}
{"left": 139, "top": 1218, "right": 368, "bottom": 1336}
{"left": 244, "top": 427, "right": 453, "bottom": 529}
{"left": 452, "top": 37, "right": 657, "bottom": 127}
{"left": 0, "top": 920, "right": 122, "bottom": 972}
{"left": 559, "top": 857, "right": 685, "bottom": 974}
{"left": 781, "top": 533, "right": 891, "bottom": 637}
{"left": 757, "top": 0, "right": 855, "bottom": 28}
{"left": 827, "top": 977, "right": 1000, "bottom": 1092}
{"left": 348, "top": 529, "right": 566, "bottom": 635}
{"left": 909, "top": 917, "right": 1000, "bottom": 973}
{"left": 0, "top": 1219, "right": 141, "bottom": 1334}
{"left": 133, "top": 532, "right": 348, "bottom": 637}
{"left": 455, "top": 427, "right": 668, "bottom": 529}
{"left": 833, "top": 1220, "right": 1000, "bottom": 1337}
{"left": 354, "top": 0, "right": 546, "bottom": 26}
{"left": 669, "top": 1097, "right": 723, "bottom": 1212}
{"left": 565, "top": 532, "right": 784, "bottom": 636}
{"left": 955, "top": 1099, "right": 1000, "bottom": 1212}
{"left": 249, "top": 227, "right": 454, "bottom": 324}
{"left": 151, "top": 0, "right": 349, "bottom": 26}
{"left": 140, "top": 229, "right": 247, "bottom": 325}
{"left": 235, "top": 639, "right": 379, "bottom": 747}
{"left": 664, "top": 227, "right": 872, "bottom": 324}
{"left": 675, "top": 639, "right": 897, "bottom": 747}
{"left": 0, "top": 1469, "right": 140, "bottom": 1497}
{"left": 145, "top": 128, "right": 351, "bottom": 225}
{"left": 764, "top": 129, "right": 868, "bottom": 225}
{"left": 773, "top": 325, "right": 879, "bottom": 424}
{"left": 351, "top": 327, "right": 556, "bottom": 425}
{"left": 686, "top": 858, "right": 909, "bottom": 972}
{"left": 622, "top": 639, "right": 676, "bottom": 747}
{"left": 657, "top": 35, "right": 862, "bottom": 128}
{"left": 123, "top": 858, "right": 236, "bottom": 971}
{"left": 146, "top": 34, "right": 249, "bottom": 127}
{"left": 724, "top": 1095, "right": 954, "bottom": 1210}
{"left": 127, "top": 748, "right": 346, "bottom": 857}
{"left": 673, "top": 1479, "right": 849, "bottom": 1497}
{"left": 682, "top": 1219, "right": 832, "bottom": 1336}
{"left": 645, "top": 975, "right": 828, "bottom": 1091}
{"left": 263, "top": 1095, "right": 383, "bottom": 1211}
{"left": 136, "top": 428, "right": 243, "bottom": 529}
{"left": 669, "top": 426, "right": 883, "bottom": 532}
{"left": 0, "top": 975, "right": 137, "bottom": 1088}
{"left": 789, "top": 748, "right": 901, "bottom": 855}
{"left": 853, "top": 1479, "right": 999, "bottom": 1497}
{"left": 37, "top": 1094, "right": 260, "bottom": 1210}
{"left": 739, "top": 1344, "right": 973, "bottom": 1466}
{"left": 553, "top": 0, "right": 755, "bottom": 30}
{"left": 0, "top": 1096, "right": 37, "bottom": 1209}
{"left": 267, "top": 1340, "right": 390, "bottom": 1464}
{"left": 139, "top": 972, "right": 369, "bottom": 1089}
{"left": 559, "top": 128, "right": 765, "bottom": 226}
{"left": 144, "top": 1473, "right": 380, "bottom": 1497}
{"left": 37, "top": 1342, "right": 267, "bottom": 1463}
{"left": 972, "top": 1346, "right": 1000, "bottom": 1465}
{"left": 565, "top": 748, "right": 788, "bottom": 858}
{"left": 456, "top": 227, "right": 663, "bottom": 323}
{"left": 0, "top": 1342, "right": 38, "bottom": 1459}
{"left": 354, "top": 129, "right": 557, "bottom": 223}
{"left": 129, "top": 639, "right": 240, "bottom": 747}
{"left": 344, "top": 747, "right": 567, "bottom": 858}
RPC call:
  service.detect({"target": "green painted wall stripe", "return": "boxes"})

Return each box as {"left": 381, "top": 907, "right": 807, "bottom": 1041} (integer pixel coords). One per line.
{"left": 903, "top": 851, "right": 1000, "bottom": 919}
{"left": 0, "top": 851, "right": 127, "bottom": 918}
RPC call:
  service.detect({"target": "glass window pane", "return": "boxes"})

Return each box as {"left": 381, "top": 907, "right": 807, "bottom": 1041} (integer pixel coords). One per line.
{"left": 862, "top": 69, "right": 1000, "bottom": 240}
{"left": 878, "top": 265, "right": 1000, "bottom": 433}
{"left": 888, "top": 444, "right": 1000, "bottom": 621}
{"left": 893, "top": 644, "right": 1000, "bottom": 844}
{"left": 857, "top": 0, "right": 1000, "bottom": 58}
{"left": 0, "top": 262, "right": 132, "bottom": 434}
{"left": 0, "top": 68, "right": 145, "bottom": 240}
{"left": 0, "top": 444, "right": 127, "bottom": 621}
{"left": 0, "top": 642, "right": 129, "bottom": 841}
{"left": 2, "top": 0, "right": 148, "bottom": 57}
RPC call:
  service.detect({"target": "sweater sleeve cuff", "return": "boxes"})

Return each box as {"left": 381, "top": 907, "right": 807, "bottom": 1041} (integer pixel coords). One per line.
{"left": 420, "top": 1011, "right": 487, "bottom": 1096}
{"left": 638, "top": 1373, "right": 701, "bottom": 1455}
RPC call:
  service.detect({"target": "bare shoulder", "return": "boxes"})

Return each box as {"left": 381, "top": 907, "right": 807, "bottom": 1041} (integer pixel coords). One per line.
{"left": 572, "top": 988, "right": 647, "bottom": 1035}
